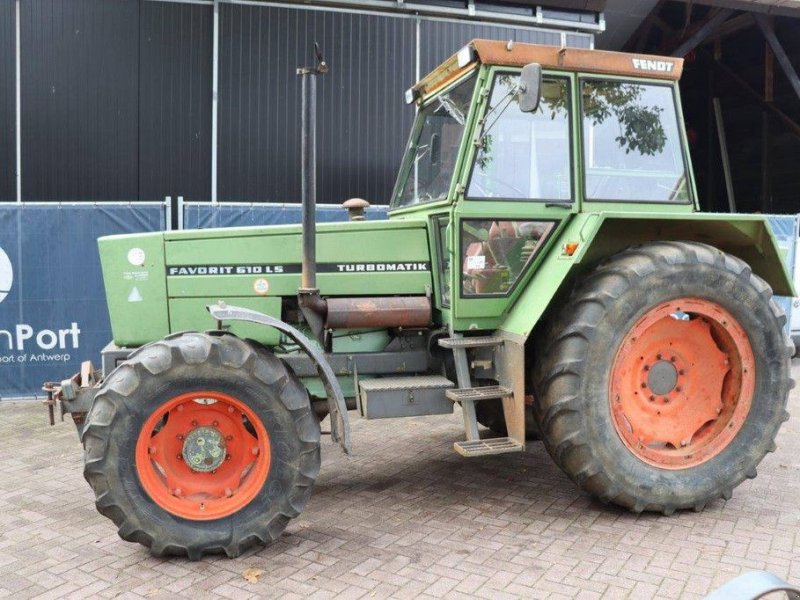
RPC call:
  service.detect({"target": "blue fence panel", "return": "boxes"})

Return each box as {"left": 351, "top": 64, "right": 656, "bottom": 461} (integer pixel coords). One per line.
{"left": 0, "top": 204, "right": 166, "bottom": 399}
{"left": 182, "top": 202, "right": 389, "bottom": 229}
{"left": 767, "top": 214, "right": 799, "bottom": 337}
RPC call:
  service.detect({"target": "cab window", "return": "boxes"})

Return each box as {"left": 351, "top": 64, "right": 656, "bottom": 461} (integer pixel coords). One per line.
{"left": 392, "top": 74, "right": 477, "bottom": 208}
{"left": 581, "top": 79, "right": 690, "bottom": 203}
{"left": 467, "top": 74, "right": 571, "bottom": 202}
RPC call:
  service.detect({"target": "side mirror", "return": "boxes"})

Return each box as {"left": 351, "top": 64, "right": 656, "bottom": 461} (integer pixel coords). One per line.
{"left": 518, "top": 63, "right": 542, "bottom": 113}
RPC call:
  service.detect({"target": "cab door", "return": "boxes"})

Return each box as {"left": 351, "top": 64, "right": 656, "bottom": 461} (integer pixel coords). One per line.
{"left": 451, "top": 69, "right": 578, "bottom": 331}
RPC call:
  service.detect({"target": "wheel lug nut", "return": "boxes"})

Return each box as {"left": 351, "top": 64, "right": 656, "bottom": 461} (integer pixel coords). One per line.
{"left": 641, "top": 383, "right": 647, "bottom": 389}
{"left": 226, "top": 435, "right": 233, "bottom": 441}
{"left": 177, "top": 454, "right": 183, "bottom": 460}
{"left": 679, "top": 370, "right": 685, "bottom": 375}
{"left": 177, "top": 434, "right": 184, "bottom": 441}
{"left": 226, "top": 454, "right": 231, "bottom": 460}
{"left": 644, "top": 365, "right": 650, "bottom": 371}
{"left": 649, "top": 395, "right": 655, "bottom": 402}
{"left": 173, "top": 488, "right": 182, "bottom": 497}
{"left": 228, "top": 406, "right": 234, "bottom": 413}
{"left": 212, "top": 420, "right": 219, "bottom": 427}
{"left": 663, "top": 397, "right": 670, "bottom": 403}
{"left": 656, "top": 354, "right": 662, "bottom": 360}
{"left": 675, "top": 387, "right": 682, "bottom": 393}
{"left": 191, "top": 420, "right": 199, "bottom": 427}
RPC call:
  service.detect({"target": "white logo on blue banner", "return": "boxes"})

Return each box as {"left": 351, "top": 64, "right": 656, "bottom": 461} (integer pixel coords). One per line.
{"left": 0, "top": 247, "right": 12, "bottom": 303}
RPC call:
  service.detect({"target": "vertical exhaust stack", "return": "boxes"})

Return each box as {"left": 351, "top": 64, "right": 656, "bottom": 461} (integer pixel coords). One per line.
{"left": 297, "top": 44, "right": 329, "bottom": 341}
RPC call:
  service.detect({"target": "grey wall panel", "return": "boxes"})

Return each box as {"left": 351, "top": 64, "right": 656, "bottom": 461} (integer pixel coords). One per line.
{"left": 20, "top": 0, "right": 139, "bottom": 201}
{"left": 420, "top": 21, "right": 577, "bottom": 75}
{"left": 139, "top": 1, "right": 212, "bottom": 202}
{"left": 218, "top": 5, "right": 415, "bottom": 205}
{"left": 0, "top": 0, "right": 15, "bottom": 202}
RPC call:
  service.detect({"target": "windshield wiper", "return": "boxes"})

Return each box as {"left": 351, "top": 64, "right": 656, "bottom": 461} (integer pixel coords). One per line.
{"left": 545, "top": 201, "right": 572, "bottom": 209}
{"left": 437, "top": 95, "right": 465, "bottom": 125}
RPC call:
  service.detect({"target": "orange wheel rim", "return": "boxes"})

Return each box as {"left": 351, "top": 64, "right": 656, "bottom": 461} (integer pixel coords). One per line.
{"left": 135, "top": 391, "right": 271, "bottom": 520}
{"left": 609, "top": 298, "right": 755, "bottom": 469}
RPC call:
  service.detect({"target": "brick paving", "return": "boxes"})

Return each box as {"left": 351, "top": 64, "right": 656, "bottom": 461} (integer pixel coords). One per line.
{"left": 1, "top": 365, "right": 799, "bottom": 599}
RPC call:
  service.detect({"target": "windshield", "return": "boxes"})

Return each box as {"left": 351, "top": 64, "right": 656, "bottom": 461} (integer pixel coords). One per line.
{"left": 582, "top": 80, "right": 690, "bottom": 203}
{"left": 467, "top": 74, "right": 571, "bottom": 201}
{"left": 391, "top": 74, "right": 477, "bottom": 208}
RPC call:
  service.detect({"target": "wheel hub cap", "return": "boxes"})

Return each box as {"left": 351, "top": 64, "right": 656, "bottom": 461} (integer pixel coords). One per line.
{"left": 182, "top": 426, "right": 226, "bottom": 472}
{"left": 609, "top": 298, "right": 755, "bottom": 469}
{"left": 647, "top": 360, "right": 678, "bottom": 395}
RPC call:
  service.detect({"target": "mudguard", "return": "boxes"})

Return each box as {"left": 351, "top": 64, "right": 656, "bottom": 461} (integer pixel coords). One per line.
{"left": 207, "top": 303, "right": 351, "bottom": 454}
{"left": 500, "top": 212, "right": 795, "bottom": 340}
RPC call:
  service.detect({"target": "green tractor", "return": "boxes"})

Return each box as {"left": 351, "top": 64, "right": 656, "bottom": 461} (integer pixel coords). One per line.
{"left": 48, "top": 40, "right": 794, "bottom": 559}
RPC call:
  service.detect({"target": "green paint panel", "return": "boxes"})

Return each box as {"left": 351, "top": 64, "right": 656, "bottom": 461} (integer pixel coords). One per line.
{"left": 169, "top": 297, "right": 282, "bottom": 345}
{"left": 165, "top": 220, "right": 432, "bottom": 298}
{"left": 99, "top": 232, "right": 170, "bottom": 347}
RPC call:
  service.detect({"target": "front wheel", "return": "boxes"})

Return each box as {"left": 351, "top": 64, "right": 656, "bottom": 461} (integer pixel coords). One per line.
{"left": 82, "top": 332, "right": 320, "bottom": 559}
{"left": 533, "top": 242, "right": 793, "bottom": 514}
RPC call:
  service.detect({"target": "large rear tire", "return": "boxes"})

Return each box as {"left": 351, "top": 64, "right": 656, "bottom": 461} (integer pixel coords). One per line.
{"left": 82, "top": 332, "right": 320, "bottom": 559}
{"left": 533, "top": 242, "right": 793, "bottom": 514}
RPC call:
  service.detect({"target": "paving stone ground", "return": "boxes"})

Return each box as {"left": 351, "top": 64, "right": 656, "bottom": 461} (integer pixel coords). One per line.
{"left": 1, "top": 364, "right": 799, "bottom": 600}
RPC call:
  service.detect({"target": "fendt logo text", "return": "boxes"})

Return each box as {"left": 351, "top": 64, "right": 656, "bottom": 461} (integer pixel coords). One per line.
{"left": 0, "top": 246, "right": 12, "bottom": 303}
{"left": 0, "top": 245, "right": 80, "bottom": 363}
{"left": 631, "top": 58, "right": 675, "bottom": 73}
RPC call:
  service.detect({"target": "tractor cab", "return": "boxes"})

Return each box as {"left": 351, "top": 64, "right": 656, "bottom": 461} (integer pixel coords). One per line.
{"left": 388, "top": 40, "right": 696, "bottom": 331}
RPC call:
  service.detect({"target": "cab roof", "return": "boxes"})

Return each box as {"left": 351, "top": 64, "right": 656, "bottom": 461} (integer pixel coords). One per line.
{"left": 412, "top": 39, "right": 684, "bottom": 100}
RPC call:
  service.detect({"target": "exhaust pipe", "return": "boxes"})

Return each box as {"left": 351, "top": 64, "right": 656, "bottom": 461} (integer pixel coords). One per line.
{"left": 297, "top": 44, "right": 328, "bottom": 340}
{"left": 294, "top": 46, "right": 432, "bottom": 344}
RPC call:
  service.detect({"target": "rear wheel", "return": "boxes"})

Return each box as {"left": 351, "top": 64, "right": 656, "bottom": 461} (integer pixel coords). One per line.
{"left": 533, "top": 242, "right": 793, "bottom": 513}
{"left": 82, "top": 332, "right": 320, "bottom": 559}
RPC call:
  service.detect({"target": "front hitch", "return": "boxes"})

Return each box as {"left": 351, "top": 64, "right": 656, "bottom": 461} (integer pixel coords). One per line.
{"left": 42, "top": 360, "right": 101, "bottom": 435}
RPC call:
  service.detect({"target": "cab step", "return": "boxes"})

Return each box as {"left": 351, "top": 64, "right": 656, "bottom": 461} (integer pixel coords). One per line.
{"left": 454, "top": 437, "right": 523, "bottom": 457}
{"left": 446, "top": 385, "right": 512, "bottom": 402}
{"left": 438, "top": 336, "right": 504, "bottom": 349}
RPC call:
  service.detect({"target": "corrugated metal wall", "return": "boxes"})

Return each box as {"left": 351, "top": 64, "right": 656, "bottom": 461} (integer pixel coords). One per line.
{"left": 20, "top": 0, "right": 139, "bottom": 201}
{"left": 218, "top": 5, "right": 415, "bottom": 204}
{"left": 1, "top": 0, "right": 594, "bottom": 205}
{"left": 139, "top": 1, "right": 213, "bottom": 202}
{"left": 0, "top": 0, "right": 16, "bottom": 202}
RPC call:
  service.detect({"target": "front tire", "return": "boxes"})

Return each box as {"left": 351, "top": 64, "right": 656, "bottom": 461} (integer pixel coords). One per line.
{"left": 533, "top": 242, "right": 793, "bottom": 514}
{"left": 82, "top": 332, "right": 320, "bottom": 559}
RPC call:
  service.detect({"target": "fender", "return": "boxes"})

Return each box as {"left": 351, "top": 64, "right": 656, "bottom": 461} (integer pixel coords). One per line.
{"left": 500, "top": 211, "right": 795, "bottom": 340}
{"left": 207, "top": 303, "right": 351, "bottom": 454}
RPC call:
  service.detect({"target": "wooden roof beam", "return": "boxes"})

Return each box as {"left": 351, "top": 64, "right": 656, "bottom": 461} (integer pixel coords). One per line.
{"left": 754, "top": 13, "right": 800, "bottom": 103}
{"left": 671, "top": 8, "right": 734, "bottom": 57}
